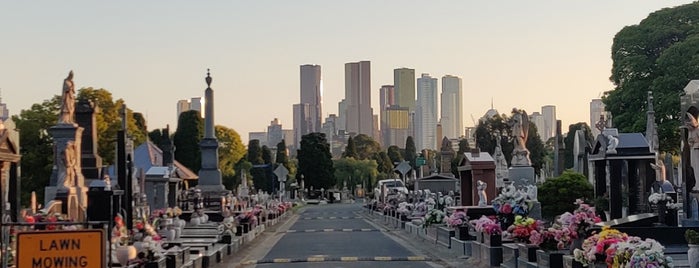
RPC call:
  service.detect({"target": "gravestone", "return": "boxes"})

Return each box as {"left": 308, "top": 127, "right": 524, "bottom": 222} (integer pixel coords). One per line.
{"left": 508, "top": 109, "right": 535, "bottom": 187}
{"left": 75, "top": 98, "right": 102, "bottom": 185}
{"left": 196, "top": 70, "right": 229, "bottom": 199}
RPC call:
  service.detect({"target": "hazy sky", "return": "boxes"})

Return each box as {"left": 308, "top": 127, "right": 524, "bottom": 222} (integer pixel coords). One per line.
{"left": 1, "top": 1, "right": 694, "bottom": 144}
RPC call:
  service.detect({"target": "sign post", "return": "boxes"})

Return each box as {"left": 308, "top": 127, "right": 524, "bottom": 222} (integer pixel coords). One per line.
{"left": 274, "top": 165, "right": 289, "bottom": 202}
{"left": 17, "top": 229, "right": 105, "bottom": 268}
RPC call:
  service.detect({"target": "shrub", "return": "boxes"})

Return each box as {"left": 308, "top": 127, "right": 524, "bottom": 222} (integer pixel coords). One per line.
{"left": 539, "top": 170, "right": 594, "bottom": 220}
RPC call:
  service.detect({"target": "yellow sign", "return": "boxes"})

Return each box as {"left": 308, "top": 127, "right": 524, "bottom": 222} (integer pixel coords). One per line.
{"left": 17, "top": 229, "right": 104, "bottom": 268}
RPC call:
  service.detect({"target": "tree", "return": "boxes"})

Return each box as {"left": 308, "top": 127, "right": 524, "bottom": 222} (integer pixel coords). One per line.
{"left": 386, "top": 145, "right": 403, "bottom": 164}
{"left": 216, "top": 125, "right": 246, "bottom": 191}
{"left": 563, "top": 123, "right": 594, "bottom": 169}
{"left": 13, "top": 96, "right": 60, "bottom": 205}
{"left": 353, "top": 134, "right": 381, "bottom": 160}
{"left": 333, "top": 157, "right": 378, "bottom": 192}
{"left": 173, "top": 110, "right": 203, "bottom": 173}
{"left": 342, "top": 136, "right": 358, "bottom": 159}
{"left": 451, "top": 138, "right": 471, "bottom": 176}
{"left": 297, "top": 133, "right": 336, "bottom": 190}
{"left": 148, "top": 129, "right": 163, "bottom": 147}
{"left": 539, "top": 170, "right": 594, "bottom": 220}
{"left": 246, "top": 139, "right": 269, "bottom": 192}
{"left": 526, "top": 123, "right": 547, "bottom": 176}
{"left": 275, "top": 140, "right": 295, "bottom": 184}
{"left": 77, "top": 88, "right": 146, "bottom": 164}
{"left": 605, "top": 3, "right": 699, "bottom": 153}
{"left": 404, "top": 136, "right": 418, "bottom": 170}
{"left": 373, "top": 151, "right": 394, "bottom": 175}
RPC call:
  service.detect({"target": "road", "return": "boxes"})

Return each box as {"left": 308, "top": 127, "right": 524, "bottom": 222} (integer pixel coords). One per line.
{"left": 231, "top": 202, "right": 441, "bottom": 268}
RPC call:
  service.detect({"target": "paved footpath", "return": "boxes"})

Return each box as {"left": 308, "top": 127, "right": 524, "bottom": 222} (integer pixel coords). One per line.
{"left": 218, "top": 202, "right": 462, "bottom": 267}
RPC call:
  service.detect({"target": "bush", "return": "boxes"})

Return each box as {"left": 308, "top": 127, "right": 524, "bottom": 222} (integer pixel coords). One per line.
{"left": 539, "top": 170, "right": 594, "bottom": 220}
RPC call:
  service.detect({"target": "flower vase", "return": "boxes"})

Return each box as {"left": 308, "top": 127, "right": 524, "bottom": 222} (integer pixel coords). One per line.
{"left": 484, "top": 233, "right": 502, "bottom": 247}
{"left": 536, "top": 250, "right": 565, "bottom": 268}
{"left": 116, "top": 245, "right": 137, "bottom": 266}
{"left": 456, "top": 226, "right": 470, "bottom": 241}
{"left": 689, "top": 244, "right": 699, "bottom": 268}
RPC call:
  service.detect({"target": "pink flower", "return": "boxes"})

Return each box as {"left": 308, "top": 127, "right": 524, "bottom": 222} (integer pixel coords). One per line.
{"left": 501, "top": 203, "right": 512, "bottom": 214}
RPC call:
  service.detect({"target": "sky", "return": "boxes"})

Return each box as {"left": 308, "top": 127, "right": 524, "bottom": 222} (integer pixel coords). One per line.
{"left": 1, "top": 1, "right": 695, "bottom": 145}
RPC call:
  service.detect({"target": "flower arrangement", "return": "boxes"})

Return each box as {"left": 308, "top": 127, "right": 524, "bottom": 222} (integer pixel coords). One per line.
{"left": 235, "top": 211, "right": 258, "bottom": 226}
{"left": 573, "top": 226, "right": 629, "bottom": 266}
{"left": 606, "top": 237, "right": 673, "bottom": 267}
{"left": 111, "top": 214, "right": 129, "bottom": 246}
{"left": 649, "top": 192, "right": 682, "bottom": 210}
{"left": 396, "top": 202, "right": 413, "bottom": 216}
{"left": 446, "top": 211, "right": 468, "bottom": 228}
{"left": 471, "top": 215, "right": 502, "bottom": 235}
{"left": 422, "top": 209, "right": 445, "bottom": 228}
{"left": 492, "top": 184, "right": 529, "bottom": 228}
{"left": 530, "top": 223, "right": 574, "bottom": 251}
{"left": 558, "top": 199, "right": 601, "bottom": 238}
{"left": 504, "top": 215, "right": 541, "bottom": 243}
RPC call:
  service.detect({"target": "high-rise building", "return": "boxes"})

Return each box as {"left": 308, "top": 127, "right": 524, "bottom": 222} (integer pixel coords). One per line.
{"left": 344, "top": 61, "right": 373, "bottom": 136}
{"left": 267, "top": 118, "right": 283, "bottom": 148}
{"left": 300, "top": 64, "right": 322, "bottom": 132}
{"left": 529, "top": 112, "right": 545, "bottom": 140}
{"left": 385, "top": 106, "right": 410, "bottom": 147}
{"left": 379, "top": 85, "right": 395, "bottom": 146}
{"left": 248, "top": 132, "right": 267, "bottom": 146}
{"left": 416, "top": 73, "right": 438, "bottom": 150}
{"left": 0, "top": 94, "right": 9, "bottom": 122}
{"left": 190, "top": 97, "right": 203, "bottom": 114}
{"left": 176, "top": 99, "right": 190, "bottom": 121}
{"left": 440, "top": 75, "right": 463, "bottom": 139}
{"left": 337, "top": 99, "right": 347, "bottom": 132}
{"left": 590, "top": 99, "right": 609, "bottom": 137}
{"left": 542, "top": 105, "right": 556, "bottom": 141}
{"left": 394, "top": 68, "right": 416, "bottom": 112}
{"left": 293, "top": 103, "right": 311, "bottom": 150}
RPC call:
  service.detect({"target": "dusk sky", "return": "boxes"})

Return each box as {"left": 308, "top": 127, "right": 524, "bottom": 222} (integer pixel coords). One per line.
{"left": 1, "top": 1, "right": 694, "bottom": 144}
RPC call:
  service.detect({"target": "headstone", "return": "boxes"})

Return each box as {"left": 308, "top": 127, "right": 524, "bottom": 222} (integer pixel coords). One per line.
{"left": 197, "top": 70, "right": 228, "bottom": 195}
{"left": 75, "top": 98, "right": 102, "bottom": 184}
{"left": 440, "top": 137, "right": 455, "bottom": 177}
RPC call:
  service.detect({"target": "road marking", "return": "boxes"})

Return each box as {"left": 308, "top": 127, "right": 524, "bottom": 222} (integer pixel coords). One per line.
{"left": 300, "top": 216, "right": 363, "bottom": 220}
{"left": 284, "top": 228, "right": 383, "bottom": 233}
{"left": 241, "top": 256, "right": 431, "bottom": 264}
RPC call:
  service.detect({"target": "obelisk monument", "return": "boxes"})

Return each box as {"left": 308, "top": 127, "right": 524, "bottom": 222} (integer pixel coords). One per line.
{"left": 197, "top": 69, "right": 228, "bottom": 195}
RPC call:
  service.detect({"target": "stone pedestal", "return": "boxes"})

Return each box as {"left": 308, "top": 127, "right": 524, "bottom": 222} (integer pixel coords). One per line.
{"left": 502, "top": 243, "right": 519, "bottom": 268}
{"left": 508, "top": 166, "right": 535, "bottom": 187}
{"left": 45, "top": 124, "right": 86, "bottom": 208}
{"left": 55, "top": 186, "right": 88, "bottom": 222}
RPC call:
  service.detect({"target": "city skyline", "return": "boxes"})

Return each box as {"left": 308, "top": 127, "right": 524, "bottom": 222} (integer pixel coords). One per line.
{"left": 1, "top": 1, "right": 694, "bottom": 144}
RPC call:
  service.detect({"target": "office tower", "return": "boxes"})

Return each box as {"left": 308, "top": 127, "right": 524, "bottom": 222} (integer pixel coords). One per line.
{"left": 300, "top": 64, "right": 322, "bottom": 132}
{"left": 176, "top": 99, "right": 191, "bottom": 122}
{"left": 416, "top": 73, "right": 438, "bottom": 150}
{"left": 385, "top": 106, "right": 410, "bottom": 147}
{"left": 337, "top": 99, "right": 347, "bottom": 132}
{"left": 542, "top": 105, "right": 556, "bottom": 141}
{"left": 379, "top": 85, "right": 395, "bottom": 146}
{"left": 440, "top": 75, "right": 463, "bottom": 139}
{"left": 529, "top": 112, "right": 545, "bottom": 140}
{"left": 344, "top": 61, "right": 373, "bottom": 136}
{"left": 248, "top": 132, "right": 267, "bottom": 146}
{"left": 293, "top": 103, "right": 311, "bottom": 150}
{"left": 394, "top": 68, "right": 416, "bottom": 112}
{"left": 590, "top": 99, "right": 609, "bottom": 137}
{"left": 267, "top": 118, "right": 283, "bottom": 148}
{"left": 190, "top": 97, "right": 203, "bottom": 114}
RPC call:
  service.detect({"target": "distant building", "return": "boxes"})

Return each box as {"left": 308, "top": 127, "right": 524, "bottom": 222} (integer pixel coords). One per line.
{"left": 267, "top": 118, "right": 283, "bottom": 148}
{"left": 440, "top": 75, "right": 463, "bottom": 140}
{"left": 300, "top": 64, "right": 322, "bottom": 132}
{"left": 379, "top": 85, "right": 395, "bottom": 146}
{"left": 530, "top": 112, "right": 545, "bottom": 140}
{"left": 176, "top": 97, "right": 203, "bottom": 124}
{"left": 0, "top": 94, "right": 8, "bottom": 122}
{"left": 542, "top": 105, "right": 556, "bottom": 141}
{"left": 394, "top": 68, "right": 416, "bottom": 112}
{"left": 293, "top": 103, "right": 311, "bottom": 150}
{"left": 416, "top": 73, "right": 438, "bottom": 150}
{"left": 248, "top": 132, "right": 267, "bottom": 146}
{"left": 384, "top": 106, "right": 410, "bottom": 147}
{"left": 344, "top": 61, "right": 373, "bottom": 136}
{"left": 337, "top": 99, "right": 347, "bottom": 133}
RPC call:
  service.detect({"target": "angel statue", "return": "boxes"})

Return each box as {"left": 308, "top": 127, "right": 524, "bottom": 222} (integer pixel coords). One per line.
{"left": 685, "top": 112, "right": 699, "bottom": 191}
{"left": 509, "top": 109, "right": 531, "bottom": 166}
{"left": 477, "top": 180, "right": 488, "bottom": 207}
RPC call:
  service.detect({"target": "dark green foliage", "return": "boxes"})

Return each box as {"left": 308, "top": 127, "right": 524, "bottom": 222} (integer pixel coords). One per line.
{"left": 404, "top": 136, "right": 417, "bottom": 170}
{"left": 13, "top": 96, "right": 60, "bottom": 205}
{"left": 564, "top": 123, "right": 594, "bottom": 169}
{"left": 342, "top": 136, "right": 358, "bottom": 159}
{"left": 216, "top": 125, "right": 246, "bottom": 191}
{"left": 526, "top": 123, "right": 547, "bottom": 176}
{"left": 386, "top": 145, "right": 403, "bottom": 164}
{"left": 605, "top": 3, "right": 699, "bottom": 153}
{"left": 247, "top": 140, "right": 269, "bottom": 192}
{"left": 373, "top": 151, "right": 394, "bottom": 174}
{"left": 262, "top": 145, "right": 273, "bottom": 164}
{"left": 173, "top": 110, "right": 203, "bottom": 172}
{"left": 297, "top": 133, "right": 336, "bottom": 190}
{"left": 451, "top": 138, "right": 471, "bottom": 176}
{"left": 275, "top": 140, "right": 288, "bottom": 164}
{"left": 148, "top": 129, "right": 163, "bottom": 146}
{"left": 538, "top": 170, "right": 594, "bottom": 220}
{"left": 353, "top": 134, "right": 381, "bottom": 160}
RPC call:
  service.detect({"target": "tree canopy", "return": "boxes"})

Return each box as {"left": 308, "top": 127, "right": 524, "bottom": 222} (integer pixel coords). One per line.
{"left": 173, "top": 110, "right": 203, "bottom": 173}
{"left": 342, "top": 136, "right": 358, "bottom": 159}
{"left": 297, "top": 133, "right": 336, "bottom": 190}
{"left": 605, "top": 3, "right": 699, "bottom": 153}
{"left": 216, "top": 125, "right": 246, "bottom": 190}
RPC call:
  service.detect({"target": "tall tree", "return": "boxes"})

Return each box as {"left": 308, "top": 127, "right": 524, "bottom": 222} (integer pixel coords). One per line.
{"left": 526, "top": 123, "right": 547, "bottom": 176}
{"left": 333, "top": 157, "right": 378, "bottom": 192}
{"left": 386, "top": 145, "right": 404, "bottom": 164}
{"left": 77, "top": 87, "right": 146, "bottom": 164}
{"left": 275, "top": 140, "right": 295, "bottom": 184}
{"left": 13, "top": 96, "right": 60, "bottom": 205}
{"left": 563, "top": 123, "right": 594, "bottom": 169}
{"left": 297, "top": 133, "right": 336, "bottom": 190}
{"left": 247, "top": 139, "right": 268, "bottom": 192}
{"left": 605, "top": 3, "right": 699, "bottom": 153}
{"left": 451, "top": 138, "right": 471, "bottom": 176}
{"left": 353, "top": 134, "right": 381, "bottom": 160}
{"left": 374, "top": 151, "right": 394, "bottom": 175}
{"left": 404, "top": 136, "right": 418, "bottom": 170}
{"left": 148, "top": 129, "right": 163, "bottom": 147}
{"left": 173, "top": 110, "right": 204, "bottom": 172}
{"left": 342, "top": 136, "right": 358, "bottom": 159}
{"left": 216, "top": 125, "right": 246, "bottom": 190}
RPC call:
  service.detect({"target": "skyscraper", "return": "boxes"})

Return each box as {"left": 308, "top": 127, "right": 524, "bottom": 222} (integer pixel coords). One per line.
{"left": 440, "top": 75, "right": 463, "bottom": 139}
{"left": 394, "top": 68, "right": 416, "bottom": 112}
{"left": 267, "top": 118, "right": 283, "bottom": 148}
{"left": 293, "top": 103, "right": 311, "bottom": 150}
{"left": 379, "top": 85, "right": 395, "bottom": 146}
{"left": 529, "top": 112, "right": 545, "bottom": 140}
{"left": 542, "top": 105, "right": 556, "bottom": 141}
{"left": 344, "top": 61, "right": 373, "bottom": 136}
{"left": 416, "top": 73, "right": 438, "bottom": 150}
{"left": 300, "top": 64, "right": 322, "bottom": 132}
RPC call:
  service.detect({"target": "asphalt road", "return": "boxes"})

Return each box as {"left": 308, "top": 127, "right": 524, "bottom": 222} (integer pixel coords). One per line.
{"left": 240, "top": 202, "right": 439, "bottom": 268}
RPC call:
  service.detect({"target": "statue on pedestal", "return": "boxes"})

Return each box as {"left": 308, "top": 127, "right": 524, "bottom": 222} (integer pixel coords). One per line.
{"left": 685, "top": 112, "right": 699, "bottom": 191}
{"left": 509, "top": 109, "right": 531, "bottom": 166}
{"left": 61, "top": 141, "right": 79, "bottom": 189}
{"left": 58, "top": 71, "right": 75, "bottom": 125}
{"left": 477, "top": 180, "right": 487, "bottom": 207}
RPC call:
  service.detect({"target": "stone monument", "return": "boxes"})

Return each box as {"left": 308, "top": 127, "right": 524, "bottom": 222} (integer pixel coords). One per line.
{"left": 493, "top": 131, "right": 508, "bottom": 187}
{"left": 477, "top": 180, "right": 487, "bottom": 207}
{"left": 45, "top": 71, "right": 88, "bottom": 221}
{"left": 507, "top": 109, "right": 535, "bottom": 187}
{"left": 196, "top": 69, "right": 229, "bottom": 197}
{"left": 439, "top": 137, "right": 455, "bottom": 177}
{"left": 75, "top": 98, "right": 102, "bottom": 185}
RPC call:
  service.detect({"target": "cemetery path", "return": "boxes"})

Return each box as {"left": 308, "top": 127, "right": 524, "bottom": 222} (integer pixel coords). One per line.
{"left": 224, "top": 202, "right": 444, "bottom": 267}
